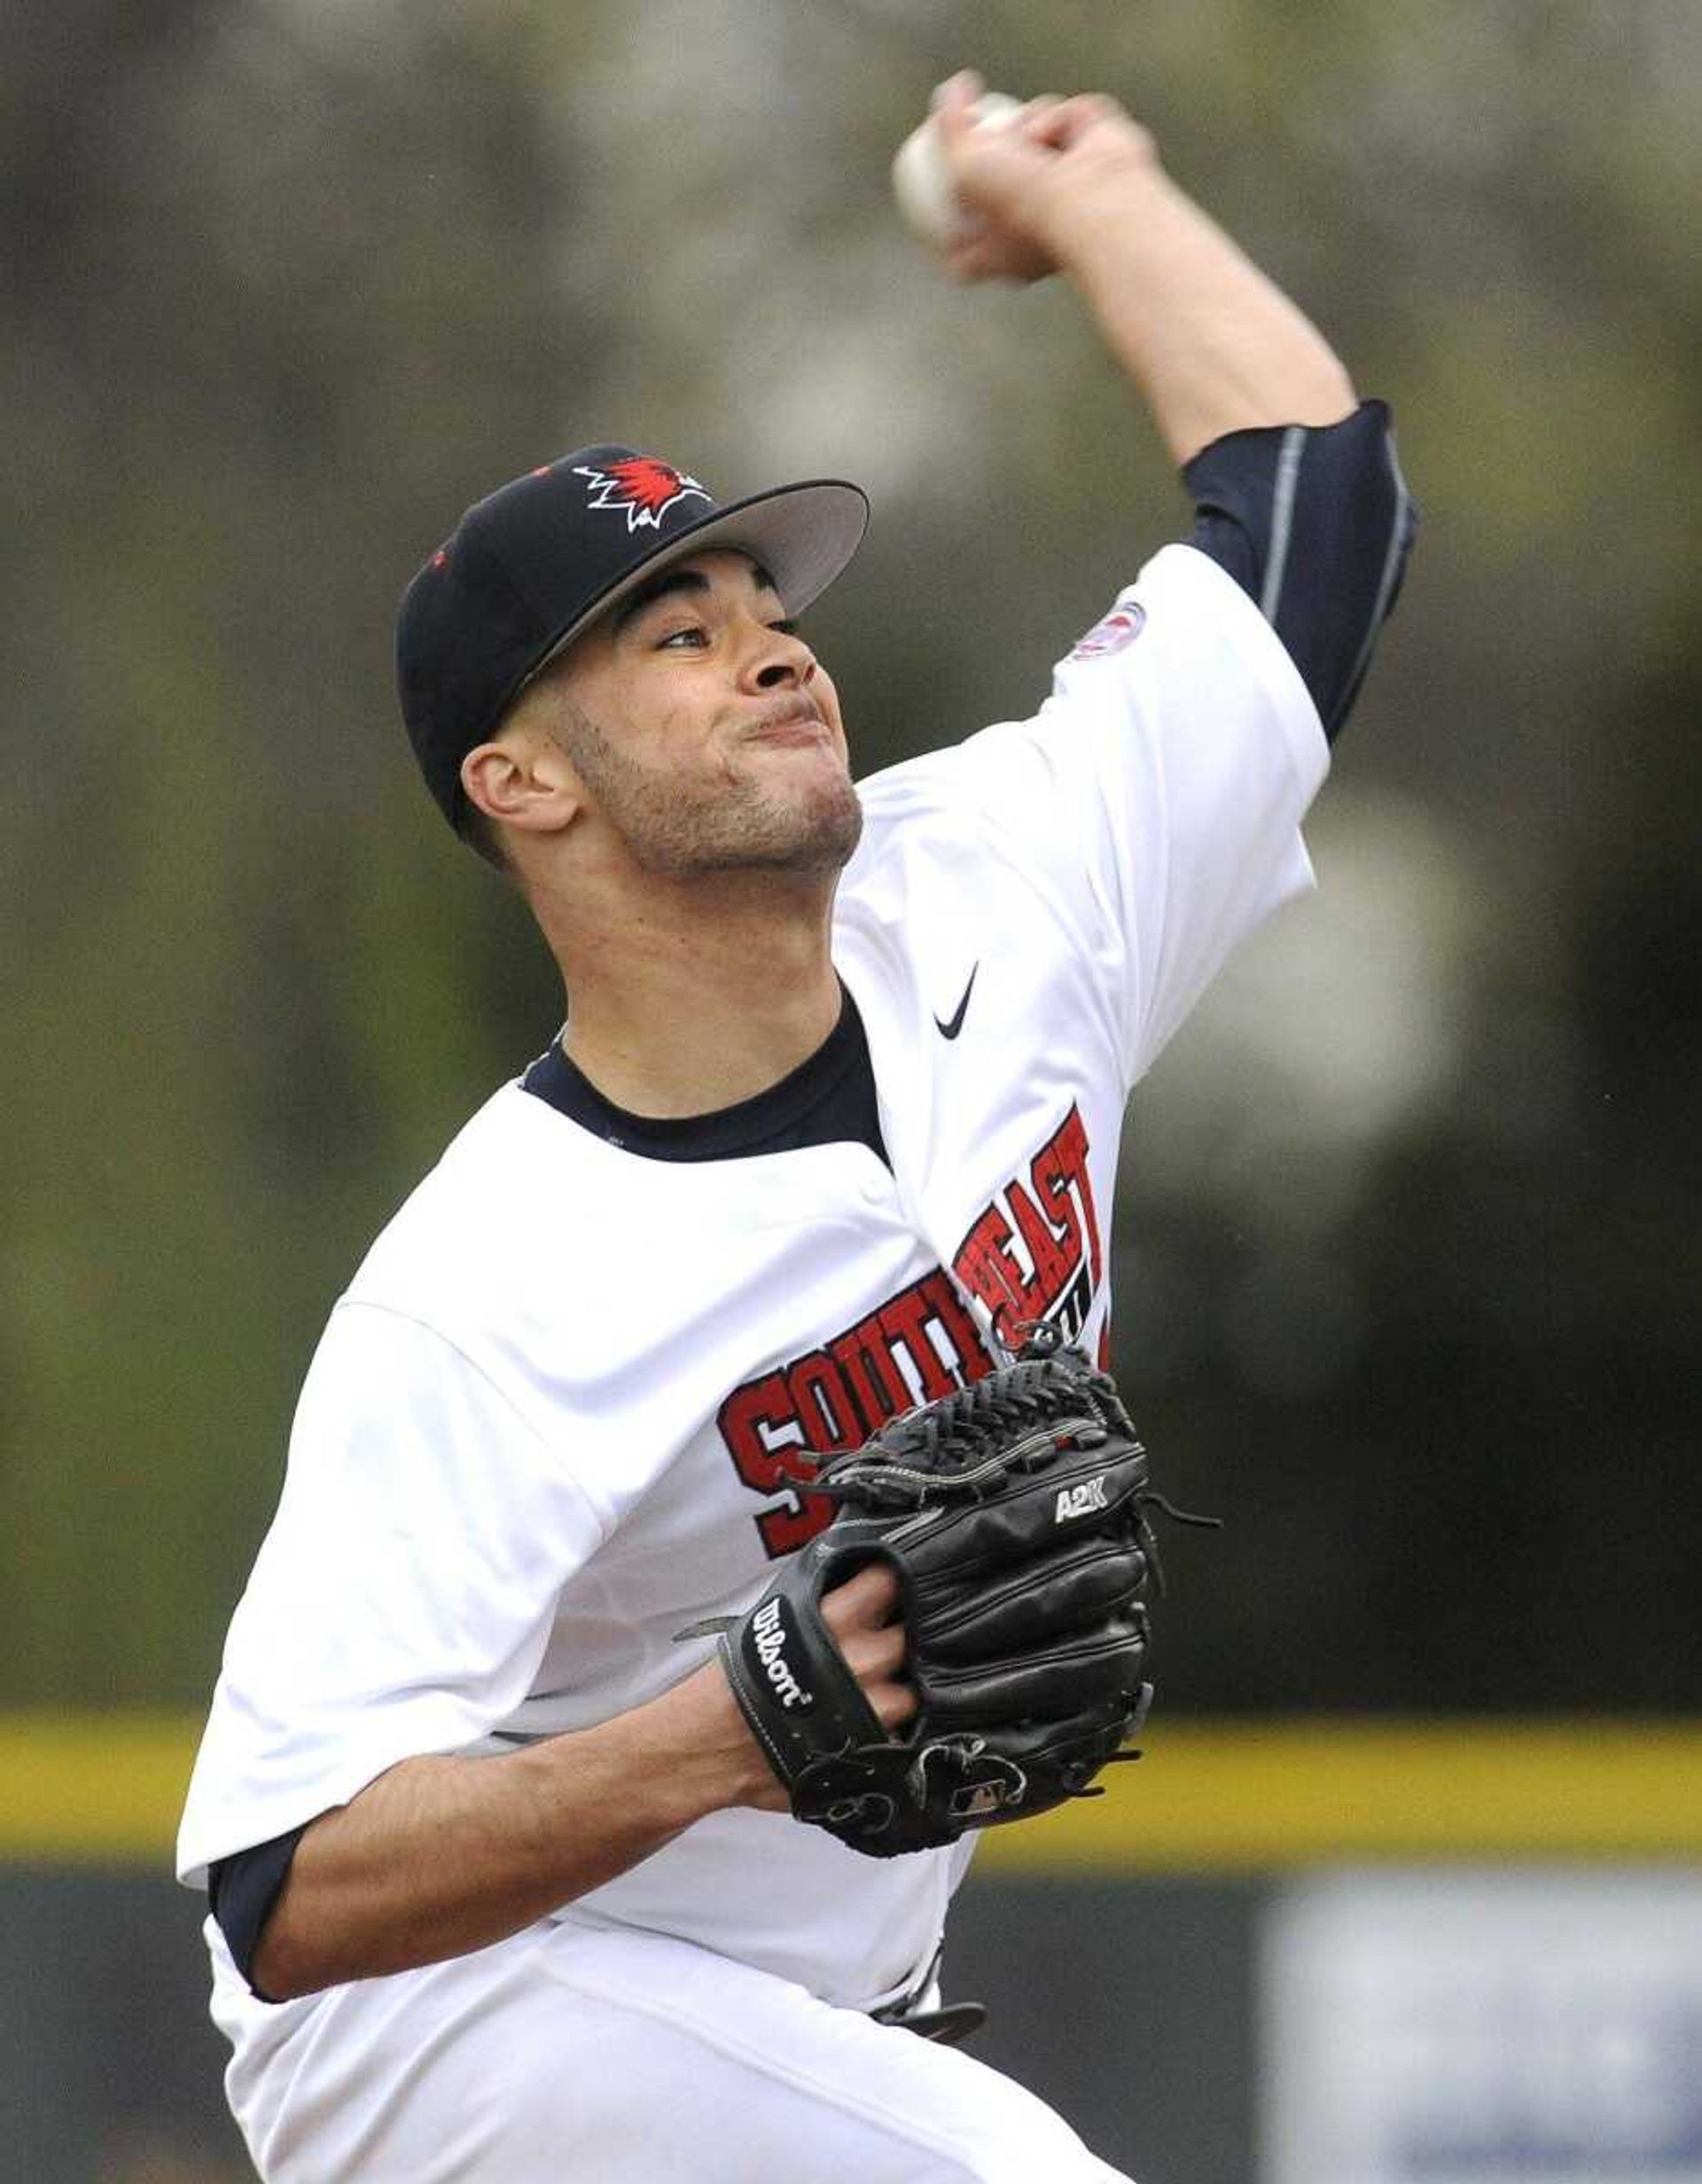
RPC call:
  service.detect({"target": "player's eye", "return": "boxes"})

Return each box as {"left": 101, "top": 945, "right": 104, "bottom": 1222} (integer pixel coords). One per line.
{"left": 768, "top": 619, "right": 801, "bottom": 640}
{"left": 657, "top": 625, "right": 709, "bottom": 649}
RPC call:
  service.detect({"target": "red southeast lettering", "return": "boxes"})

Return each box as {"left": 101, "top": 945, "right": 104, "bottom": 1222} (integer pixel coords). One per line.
{"left": 1006, "top": 1175, "right": 1072, "bottom": 1296}
{"left": 785, "top": 1352, "right": 858, "bottom": 1452}
{"left": 916, "top": 1267, "right": 996, "bottom": 1384}
{"left": 827, "top": 1320, "right": 907, "bottom": 1438}
{"left": 1048, "top": 1105, "right": 1104, "bottom": 1285}
{"left": 717, "top": 1370, "right": 834, "bottom": 1556}
{"left": 876, "top": 1283, "right": 958, "bottom": 1402}
{"left": 953, "top": 1203, "right": 1039, "bottom": 1346}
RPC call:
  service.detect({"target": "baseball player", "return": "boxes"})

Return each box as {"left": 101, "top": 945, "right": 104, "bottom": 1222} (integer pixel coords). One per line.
{"left": 178, "top": 74, "right": 1414, "bottom": 2182}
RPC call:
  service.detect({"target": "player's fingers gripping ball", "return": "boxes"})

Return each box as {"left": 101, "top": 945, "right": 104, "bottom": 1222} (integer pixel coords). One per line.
{"left": 691, "top": 1329, "right": 1172, "bottom": 1857}
{"left": 891, "top": 86, "right": 1025, "bottom": 251}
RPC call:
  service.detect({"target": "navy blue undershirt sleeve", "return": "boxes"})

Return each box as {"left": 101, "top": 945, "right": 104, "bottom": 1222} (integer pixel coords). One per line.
{"left": 209, "top": 1824, "right": 307, "bottom": 1999}
{"left": 1183, "top": 398, "right": 1417, "bottom": 741}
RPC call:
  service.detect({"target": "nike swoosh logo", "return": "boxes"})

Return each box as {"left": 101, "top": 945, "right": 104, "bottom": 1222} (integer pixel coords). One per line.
{"left": 934, "top": 964, "right": 979, "bottom": 1041}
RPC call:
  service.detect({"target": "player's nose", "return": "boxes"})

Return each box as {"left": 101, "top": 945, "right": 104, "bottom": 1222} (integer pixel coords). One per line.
{"left": 744, "top": 620, "right": 817, "bottom": 692}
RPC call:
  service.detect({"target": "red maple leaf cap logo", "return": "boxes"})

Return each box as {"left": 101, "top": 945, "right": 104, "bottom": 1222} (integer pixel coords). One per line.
{"left": 573, "top": 456, "right": 713, "bottom": 533}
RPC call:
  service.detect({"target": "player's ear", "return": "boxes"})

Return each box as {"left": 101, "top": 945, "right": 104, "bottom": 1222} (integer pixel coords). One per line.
{"left": 460, "top": 723, "right": 584, "bottom": 839}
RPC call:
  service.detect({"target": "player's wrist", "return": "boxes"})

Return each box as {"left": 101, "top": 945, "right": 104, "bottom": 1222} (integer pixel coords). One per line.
{"left": 655, "top": 1655, "right": 790, "bottom": 1820}
{"left": 1036, "top": 150, "right": 1180, "bottom": 275}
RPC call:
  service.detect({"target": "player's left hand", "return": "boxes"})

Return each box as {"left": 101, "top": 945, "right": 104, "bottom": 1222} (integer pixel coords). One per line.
{"left": 703, "top": 1330, "right": 1166, "bottom": 1858}
{"left": 679, "top": 1560, "right": 914, "bottom": 1818}
{"left": 933, "top": 70, "right": 1159, "bottom": 286}
{"left": 819, "top": 1561, "right": 917, "bottom": 1736}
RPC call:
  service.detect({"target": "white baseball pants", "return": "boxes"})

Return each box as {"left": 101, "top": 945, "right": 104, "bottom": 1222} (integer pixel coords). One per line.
{"left": 207, "top": 1915, "right": 1131, "bottom": 2182}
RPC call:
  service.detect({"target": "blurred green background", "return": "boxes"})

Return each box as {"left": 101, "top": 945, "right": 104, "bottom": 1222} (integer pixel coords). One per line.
{"left": 4, "top": 0, "right": 1698, "bottom": 1717}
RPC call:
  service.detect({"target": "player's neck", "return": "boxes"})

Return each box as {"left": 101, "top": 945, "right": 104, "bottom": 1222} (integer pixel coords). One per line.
{"left": 545, "top": 871, "right": 842, "bottom": 1119}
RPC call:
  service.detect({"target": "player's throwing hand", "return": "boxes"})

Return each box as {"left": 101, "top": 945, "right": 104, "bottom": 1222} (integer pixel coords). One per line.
{"left": 931, "top": 69, "right": 1159, "bottom": 285}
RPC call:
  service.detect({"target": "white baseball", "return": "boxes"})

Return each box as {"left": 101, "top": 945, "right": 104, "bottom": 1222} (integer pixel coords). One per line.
{"left": 891, "top": 91, "right": 1023, "bottom": 250}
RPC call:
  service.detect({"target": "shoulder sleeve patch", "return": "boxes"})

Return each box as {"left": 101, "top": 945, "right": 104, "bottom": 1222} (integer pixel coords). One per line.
{"left": 1069, "top": 602, "right": 1146, "bottom": 659}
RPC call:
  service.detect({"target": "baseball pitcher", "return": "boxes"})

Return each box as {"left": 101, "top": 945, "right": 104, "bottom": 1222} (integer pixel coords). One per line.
{"left": 178, "top": 73, "right": 1415, "bottom": 2181}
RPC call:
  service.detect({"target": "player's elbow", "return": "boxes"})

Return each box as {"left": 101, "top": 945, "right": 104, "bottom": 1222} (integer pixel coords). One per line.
{"left": 247, "top": 1895, "right": 332, "bottom": 2002}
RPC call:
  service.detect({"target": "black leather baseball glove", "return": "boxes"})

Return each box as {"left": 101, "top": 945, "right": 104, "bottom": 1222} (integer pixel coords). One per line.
{"left": 691, "top": 1328, "right": 1166, "bottom": 1857}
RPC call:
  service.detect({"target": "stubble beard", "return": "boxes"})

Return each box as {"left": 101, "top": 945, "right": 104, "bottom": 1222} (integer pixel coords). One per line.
{"left": 555, "top": 702, "right": 864, "bottom": 881}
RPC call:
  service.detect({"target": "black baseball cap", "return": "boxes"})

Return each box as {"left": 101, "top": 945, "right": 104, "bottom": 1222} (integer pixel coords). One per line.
{"left": 396, "top": 445, "right": 870, "bottom": 833}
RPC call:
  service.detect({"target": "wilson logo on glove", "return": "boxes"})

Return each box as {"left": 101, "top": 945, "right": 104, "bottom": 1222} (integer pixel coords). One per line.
{"left": 750, "top": 1597, "right": 812, "bottom": 1710}
{"left": 1055, "top": 1475, "right": 1110, "bottom": 1523}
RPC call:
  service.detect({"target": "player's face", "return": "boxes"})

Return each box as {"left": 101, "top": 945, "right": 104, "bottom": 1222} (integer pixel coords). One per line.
{"left": 542, "top": 550, "right": 861, "bottom": 879}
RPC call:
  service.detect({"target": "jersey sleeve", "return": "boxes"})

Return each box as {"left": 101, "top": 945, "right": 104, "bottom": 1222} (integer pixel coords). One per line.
{"left": 1184, "top": 398, "right": 1418, "bottom": 739}
{"left": 946, "top": 542, "right": 1329, "bottom": 1089}
{"left": 175, "top": 1300, "right": 608, "bottom": 1888}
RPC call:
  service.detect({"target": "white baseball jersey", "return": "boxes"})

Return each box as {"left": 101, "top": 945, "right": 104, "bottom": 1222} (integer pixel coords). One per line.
{"left": 178, "top": 543, "right": 1325, "bottom": 2024}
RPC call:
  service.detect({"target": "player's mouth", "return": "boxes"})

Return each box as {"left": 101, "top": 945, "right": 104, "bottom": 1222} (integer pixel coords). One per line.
{"left": 743, "top": 702, "right": 831, "bottom": 749}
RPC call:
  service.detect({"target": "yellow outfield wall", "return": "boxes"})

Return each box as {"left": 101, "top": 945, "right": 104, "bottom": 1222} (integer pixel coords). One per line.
{"left": 4, "top": 1714, "right": 1701, "bottom": 1873}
